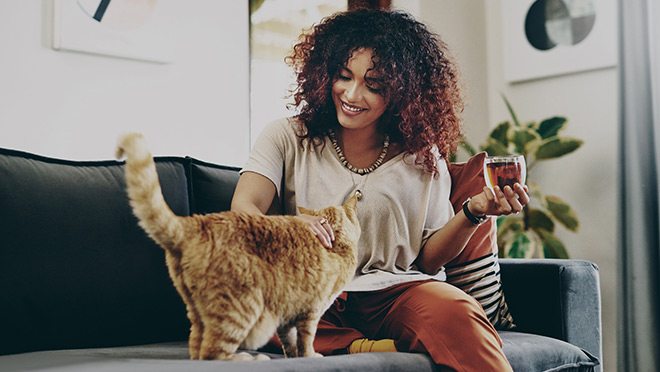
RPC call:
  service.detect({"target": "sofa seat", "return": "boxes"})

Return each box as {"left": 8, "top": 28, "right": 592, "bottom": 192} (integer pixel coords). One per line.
{"left": 0, "top": 329, "right": 598, "bottom": 372}
{"left": 501, "top": 332, "right": 599, "bottom": 372}
{"left": 0, "top": 342, "right": 436, "bottom": 372}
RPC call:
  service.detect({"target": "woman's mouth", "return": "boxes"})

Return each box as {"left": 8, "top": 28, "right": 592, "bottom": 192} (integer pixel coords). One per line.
{"left": 341, "top": 101, "right": 366, "bottom": 114}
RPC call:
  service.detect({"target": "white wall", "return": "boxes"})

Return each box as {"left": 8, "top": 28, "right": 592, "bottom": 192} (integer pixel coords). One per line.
{"left": 0, "top": 0, "right": 250, "bottom": 166}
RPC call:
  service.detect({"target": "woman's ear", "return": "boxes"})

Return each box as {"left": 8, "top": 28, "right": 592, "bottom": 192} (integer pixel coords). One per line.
{"left": 343, "top": 193, "right": 359, "bottom": 213}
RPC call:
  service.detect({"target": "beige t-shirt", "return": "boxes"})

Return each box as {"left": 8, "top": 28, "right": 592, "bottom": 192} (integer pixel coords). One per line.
{"left": 241, "top": 117, "right": 454, "bottom": 291}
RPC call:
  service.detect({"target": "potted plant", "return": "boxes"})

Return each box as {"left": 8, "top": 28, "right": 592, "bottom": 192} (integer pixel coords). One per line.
{"left": 461, "top": 95, "right": 583, "bottom": 258}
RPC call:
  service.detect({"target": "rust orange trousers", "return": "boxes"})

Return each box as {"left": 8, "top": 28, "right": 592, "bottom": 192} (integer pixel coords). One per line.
{"left": 265, "top": 279, "right": 512, "bottom": 372}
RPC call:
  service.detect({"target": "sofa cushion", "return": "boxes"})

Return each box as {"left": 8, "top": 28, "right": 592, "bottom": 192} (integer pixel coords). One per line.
{"left": 0, "top": 333, "right": 599, "bottom": 372}
{"left": 500, "top": 331, "right": 599, "bottom": 372}
{"left": 446, "top": 152, "right": 515, "bottom": 329}
{"left": 499, "top": 258, "right": 602, "bottom": 367}
{"left": 189, "top": 158, "right": 282, "bottom": 215}
{"left": 0, "top": 149, "right": 190, "bottom": 355}
{"left": 0, "top": 342, "right": 439, "bottom": 372}
{"left": 188, "top": 158, "right": 241, "bottom": 214}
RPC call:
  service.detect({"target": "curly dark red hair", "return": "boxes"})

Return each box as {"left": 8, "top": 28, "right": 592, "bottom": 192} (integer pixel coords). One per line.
{"left": 286, "top": 8, "right": 464, "bottom": 174}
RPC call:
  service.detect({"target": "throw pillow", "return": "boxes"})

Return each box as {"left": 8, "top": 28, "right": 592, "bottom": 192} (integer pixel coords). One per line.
{"left": 446, "top": 152, "right": 515, "bottom": 330}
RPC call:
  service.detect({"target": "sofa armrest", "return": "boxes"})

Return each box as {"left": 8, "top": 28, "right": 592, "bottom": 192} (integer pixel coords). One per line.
{"left": 499, "top": 259, "right": 602, "bottom": 369}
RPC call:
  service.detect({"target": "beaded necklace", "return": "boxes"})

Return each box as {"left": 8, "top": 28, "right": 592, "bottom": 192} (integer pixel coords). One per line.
{"left": 328, "top": 129, "right": 390, "bottom": 175}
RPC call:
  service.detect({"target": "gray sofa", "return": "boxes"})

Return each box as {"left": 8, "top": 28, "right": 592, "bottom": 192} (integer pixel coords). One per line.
{"left": 0, "top": 147, "right": 602, "bottom": 372}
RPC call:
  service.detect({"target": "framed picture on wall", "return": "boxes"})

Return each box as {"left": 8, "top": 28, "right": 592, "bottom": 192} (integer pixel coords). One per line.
{"left": 53, "top": 0, "right": 177, "bottom": 63}
{"left": 501, "top": 0, "right": 617, "bottom": 83}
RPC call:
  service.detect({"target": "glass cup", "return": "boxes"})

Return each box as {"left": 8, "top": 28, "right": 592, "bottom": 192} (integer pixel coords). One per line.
{"left": 483, "top": 155, "right": 527, "bottom": 193}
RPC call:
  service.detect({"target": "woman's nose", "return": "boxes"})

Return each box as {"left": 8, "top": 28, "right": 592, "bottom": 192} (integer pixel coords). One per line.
{"left": 344, "top": 81, "right": 361, "bottom": 101}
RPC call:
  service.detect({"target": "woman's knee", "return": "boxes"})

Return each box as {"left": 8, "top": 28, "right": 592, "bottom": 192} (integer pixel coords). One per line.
{"left": 396, "top": 281, "right": 488, "bottom": 326}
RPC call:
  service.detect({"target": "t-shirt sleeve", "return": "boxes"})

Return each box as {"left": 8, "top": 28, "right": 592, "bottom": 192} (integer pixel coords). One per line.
{"left": 421, "top": 159, "right": 455, "bottom": 246}
{"left": 240, "top": 118, "right": 290, "bottom": 196}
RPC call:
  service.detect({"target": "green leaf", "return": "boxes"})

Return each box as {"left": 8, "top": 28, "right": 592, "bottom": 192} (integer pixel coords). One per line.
{"left": 528, "top": 208, "right": 555, "bottom": 232}
{"left": 489, "top": 121, "right": 510, "bottom": 147}
{"left": 496, "top": 215, "right": 518, "bottom": 230}
{"left": 512, "top": 128, "right": 541, "bottom": 154}
{"left": 535, "top": 137, "right": 583, "bottom": 160}
{"left": 250, "top": 0, "right": 266, "bottom": 13}
{"left": 538, "top": 230, "right": 570, "bottom": 259}
{"left": 501, "top": 94, "right": 521, "bottom": 128}
{"left": 496, "top": 215, "right": 523, "bottom": 248}
{"left": 546, "top": 195, "right": 580, "bottom": 231}
{"left": 504, "top": 233, "right": 531, "bottom": 258}
{"left": 537, "top": 117, "right": 567, "bottom": 139}
{"left": 482, "top": 138, "right": 510, "bottom": 156}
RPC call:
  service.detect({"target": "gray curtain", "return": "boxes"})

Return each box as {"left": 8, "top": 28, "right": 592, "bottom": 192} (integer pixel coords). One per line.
{"left": 618, "top": 0, "right": 660, "bottom": 371}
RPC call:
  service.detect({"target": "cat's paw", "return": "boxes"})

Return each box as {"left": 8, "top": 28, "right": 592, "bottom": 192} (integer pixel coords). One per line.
{"left": 230, "top": 352, "right": 254, "bottom": 361}
{"left": 299, "top": 351, "right": 323, "bottom": 358}
{"left": 230, "top": 352, "right": 270, "bottom": 361}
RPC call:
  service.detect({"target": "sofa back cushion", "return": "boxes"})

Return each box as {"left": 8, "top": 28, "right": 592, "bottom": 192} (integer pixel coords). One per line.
{"left": 0, "top": 149, "right": 190, "bottom": 355}
{"left": 189, "top": 158, "right": 241, "bottom": 214}
{"left": 189, "top": 158, "right": 281, "bottom": 215}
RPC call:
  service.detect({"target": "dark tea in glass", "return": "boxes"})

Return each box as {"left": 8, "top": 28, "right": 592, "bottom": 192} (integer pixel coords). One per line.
{"left": 483, "top": 155, "right": 527, "bottom": 191}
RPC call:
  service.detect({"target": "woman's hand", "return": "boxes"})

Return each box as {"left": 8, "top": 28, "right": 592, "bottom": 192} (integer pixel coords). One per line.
{"left": 468, "top": 183, "right": 530, "bottom": 217}
{"left": 296, "top": 214, "right": 335, "bottom": 248}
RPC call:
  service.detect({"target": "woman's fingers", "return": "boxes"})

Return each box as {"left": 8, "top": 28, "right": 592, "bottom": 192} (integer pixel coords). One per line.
{"left": 313, "top": 220, "right": 332, "bottom": 248}
{"left": 480, "top": 184, "right": 530, "bottom": 216}
{"left": 321, "top": 217, "right": 335, "bottom": 242}
{"left": 495, "top": 186, "right": 513, "bottom": 214}
{"left": 297, "top": 214, "right": 334, "bottom": 248}
{"left": 502, "top": 183, "right": 530, "bottom": 214}
{"left": 515, "top": 183, "right": 531, "bottom": 205}
{"left": 503, "top": 185, "right": 523, "bottom": 213}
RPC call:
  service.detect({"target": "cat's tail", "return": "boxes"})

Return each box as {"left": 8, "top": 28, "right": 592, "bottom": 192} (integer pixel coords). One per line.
{"left": 116, "top": 133, "right": 185, "bottom": 253}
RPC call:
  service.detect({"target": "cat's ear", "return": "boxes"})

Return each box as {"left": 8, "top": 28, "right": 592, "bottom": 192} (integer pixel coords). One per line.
{"left": 343, "top": 194, "right": 359, "bottom": 211}
{"left": 297, "top": 206, "right": 314, "bottom": 215}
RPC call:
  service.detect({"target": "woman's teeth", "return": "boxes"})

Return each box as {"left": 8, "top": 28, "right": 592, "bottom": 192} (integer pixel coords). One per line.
{"left": 342, "top": 102, "right": 365, "bottom": 112}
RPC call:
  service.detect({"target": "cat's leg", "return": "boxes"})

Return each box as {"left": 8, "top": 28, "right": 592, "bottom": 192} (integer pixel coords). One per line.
{"left": 277, "top": 324, "right": 298, "bottom": 358}
{"left": 199, "top": 320, "right": 272, "bottom": 361}
{"left": 186, "top": 305, "right": 204, "bottom": 360}
{"left": 164, "top": 259, "right": 203, "bottom": 359}
{"left": 241, "top": 311, "right": 278, "bottom": 350}
{"left": 198, "top": 292, "right": 264, "bottom": 360}
{"left": 198, "top": 319, "right": 245, "bottom": 360}
{"left": 295, "top": 312, "right": 323, "bottom": 358}
{"left": 239, "top": 311, "right": 277, "bottom": 361}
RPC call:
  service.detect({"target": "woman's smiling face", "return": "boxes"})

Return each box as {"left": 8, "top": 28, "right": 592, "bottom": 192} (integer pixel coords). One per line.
{"left": 332, "top": 48, "right": 387, "bottom": 132}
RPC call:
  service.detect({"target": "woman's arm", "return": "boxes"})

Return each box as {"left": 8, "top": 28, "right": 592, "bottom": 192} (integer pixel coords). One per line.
{"left": 417, "top": 183, "right": 529, "bottom": 274}
{"left": 230, "top": 171, "right": 277, "bottom": 215}
{"left": 230, "top": 171, "right": 335, "bottom": 247}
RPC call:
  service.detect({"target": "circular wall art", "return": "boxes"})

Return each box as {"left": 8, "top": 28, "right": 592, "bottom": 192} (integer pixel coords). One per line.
{"left": 501, "top": 0, "right": 616, "bottom": 83}
{"left": 525, "top": 0, "right": 597, "bottom": 51}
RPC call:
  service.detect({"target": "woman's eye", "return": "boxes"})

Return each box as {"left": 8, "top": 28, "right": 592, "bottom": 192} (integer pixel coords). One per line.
{"left": 367, "top": 85, "right": 382, "bottom": 93}
{"left": 338, "top": 75, "right": 351, "bottom": 81}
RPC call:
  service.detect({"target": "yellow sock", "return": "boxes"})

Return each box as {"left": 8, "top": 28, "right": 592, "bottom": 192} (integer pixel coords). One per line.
{"left": 348, "top": 338, "right": 397, "bottom": 353}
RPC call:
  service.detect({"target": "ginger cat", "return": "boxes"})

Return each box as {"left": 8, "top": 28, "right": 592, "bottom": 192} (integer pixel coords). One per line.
{"left": 116, "top": 133, "right": 360, "bottom": 361}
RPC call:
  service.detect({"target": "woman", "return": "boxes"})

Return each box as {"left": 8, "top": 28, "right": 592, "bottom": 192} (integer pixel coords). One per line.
{"left": 231, "top": 8, "right": 528, "bottom": 371}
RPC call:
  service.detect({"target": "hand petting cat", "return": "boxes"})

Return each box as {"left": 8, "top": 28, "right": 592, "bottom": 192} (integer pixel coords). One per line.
{"left": 296, "top": 214, "right": 335, "bottom": 248}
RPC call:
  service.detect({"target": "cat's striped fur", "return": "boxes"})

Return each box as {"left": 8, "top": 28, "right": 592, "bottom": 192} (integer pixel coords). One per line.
{"left": 116, "top": 133, "right": 360, "bottom": 361}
